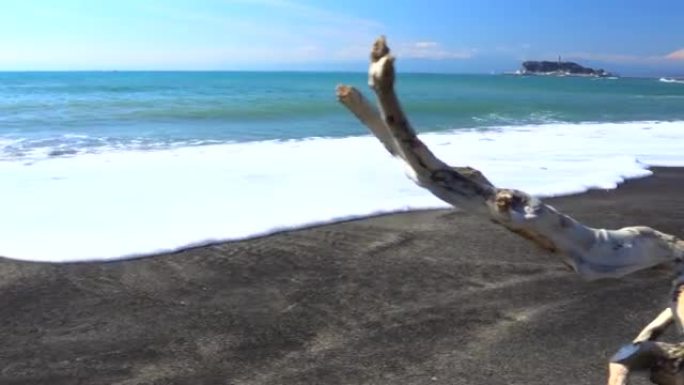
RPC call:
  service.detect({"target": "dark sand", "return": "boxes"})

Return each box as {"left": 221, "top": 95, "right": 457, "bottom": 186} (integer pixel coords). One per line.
{"left": 3, "top": 168, "right": 684, "bottom": 385}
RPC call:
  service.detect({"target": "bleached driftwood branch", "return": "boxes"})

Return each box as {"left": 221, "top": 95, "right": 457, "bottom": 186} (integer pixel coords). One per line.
{"left": 336, "top": 36, "right": 684, "bottom": 281}
{"left": 337, "top": 35, "right": 684, "bottom": 385}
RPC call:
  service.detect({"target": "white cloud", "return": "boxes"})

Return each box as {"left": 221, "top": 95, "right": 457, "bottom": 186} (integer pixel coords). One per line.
{"left": 666, "top": 49, "right": 684, "bottom": 60}
{"left": 563, "top": 52, "right": 650, "bottom": 63}
{"left": 563, "top": 49, "right": 684, "bottom": 64}
{"left": 136, "top": 0, "right": 384, "bottom": 65}
{"left": 0, "top": 1, "right": 481, "bottom": 69}
{"left": 397, "top": 42, "right": 475, "bottom": 60}
{"left": 414, "top": 41, "right": 439, "bottom": 49}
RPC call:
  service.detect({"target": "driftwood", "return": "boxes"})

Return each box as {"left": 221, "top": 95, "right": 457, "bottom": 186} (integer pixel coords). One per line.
{"left": 608, "top": 282, "right": 684, "bottom": 385}
{"left": 609, "top": 340, "right": 684, "bottom": 385}
{"left": 336, "top": 36, "right": 684, "bottom": 384}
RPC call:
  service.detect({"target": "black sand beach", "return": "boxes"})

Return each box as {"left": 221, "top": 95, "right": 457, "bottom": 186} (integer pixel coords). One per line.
{"left": 2, "top": 167, "right": 684, "bottom": 385}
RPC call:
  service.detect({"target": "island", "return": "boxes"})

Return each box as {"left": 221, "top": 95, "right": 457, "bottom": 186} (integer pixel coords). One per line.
{"left": 517, "top": 57, "right": 615, "bottom": 77}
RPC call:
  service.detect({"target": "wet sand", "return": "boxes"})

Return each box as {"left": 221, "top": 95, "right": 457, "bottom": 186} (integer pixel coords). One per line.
{"left": 2, "top": 167, "right": 684, "bottom": 385}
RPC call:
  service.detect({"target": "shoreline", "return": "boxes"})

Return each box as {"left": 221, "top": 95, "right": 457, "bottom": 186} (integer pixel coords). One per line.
{"left": 2, "top": 167, "right": 684, "bottom": 384}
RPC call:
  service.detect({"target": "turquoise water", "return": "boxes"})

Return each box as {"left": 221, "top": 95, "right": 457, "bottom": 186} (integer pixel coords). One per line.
{"left": 1, "top": 72, "right": 683, "bottom": 160}
{"left": 2, "top": 71, "right": 684, "bottom": 262}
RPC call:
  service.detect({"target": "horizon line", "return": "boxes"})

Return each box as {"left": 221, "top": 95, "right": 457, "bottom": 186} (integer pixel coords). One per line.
{"left": 0, "top": 69, "right": 678, "bottom": 79}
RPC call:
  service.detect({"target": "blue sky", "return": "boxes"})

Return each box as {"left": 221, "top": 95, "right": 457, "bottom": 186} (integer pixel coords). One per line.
{"left": 1, "top": 0, "right": 683, "bottom": 75}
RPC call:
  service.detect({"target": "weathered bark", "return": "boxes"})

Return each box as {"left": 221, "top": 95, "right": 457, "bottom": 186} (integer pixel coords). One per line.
{"left": 336, "top": 36, "right": 684, "bottom": 281}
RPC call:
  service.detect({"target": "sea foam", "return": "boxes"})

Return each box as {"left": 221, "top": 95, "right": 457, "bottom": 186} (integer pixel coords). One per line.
{"left": 1, "top": 120, "right": 683, "bottom": 262}
{"left": 660, "top": 77, "right": 684, "bottom": 84}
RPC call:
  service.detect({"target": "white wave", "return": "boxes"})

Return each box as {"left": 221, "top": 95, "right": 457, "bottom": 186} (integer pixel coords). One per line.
{"left": 659, "top": 77, "right": 684, "bottom": 84}
{"left": 0, "top": 135, "right": 233, "bottom": 162}
{"left": 1, "top": 120, "right": 683, "bottom": 263}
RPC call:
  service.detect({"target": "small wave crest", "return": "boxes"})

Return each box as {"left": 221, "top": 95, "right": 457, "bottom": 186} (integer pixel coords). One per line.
{"left": 471, "top": 111, "right": 562, "bottom": 126}
{"left": 660, "top": 77, "right": 684, "bottom": 84}
{"left": 0, "top": 134, "right": 228, "bottom": 162}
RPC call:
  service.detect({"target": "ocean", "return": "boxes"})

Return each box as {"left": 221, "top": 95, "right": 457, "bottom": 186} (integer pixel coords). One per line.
{"left": 1, "top": 72, "right": 684, "bottom": 262}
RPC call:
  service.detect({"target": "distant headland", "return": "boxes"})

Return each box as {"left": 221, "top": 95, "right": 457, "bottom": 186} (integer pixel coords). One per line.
{"left": 515, "top": 57, "right": 616, "bottom": 78}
